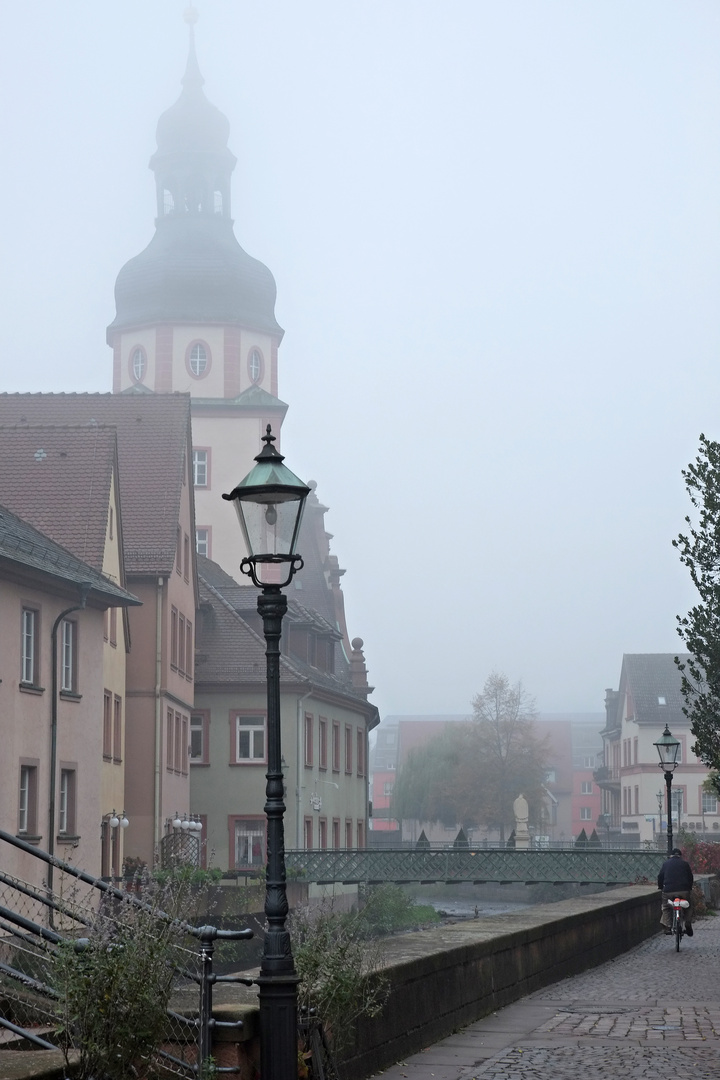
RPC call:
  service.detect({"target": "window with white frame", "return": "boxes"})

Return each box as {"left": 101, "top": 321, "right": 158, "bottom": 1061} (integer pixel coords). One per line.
{"left": 234, "top": 819, "right": 265, "bottom": 867}
{"left": 189, "top": 343, "right": 208, "bottom": 376}
{"left": 235, "top": 715, "right": 266, "bottom": 762}
{"left": 671, "top": 789, "right": 684, "bottom": 815}
{"left": 192, "top": 449, "right": 208, "bottom": 487}
{"left": 248, "top": 348, "right": 262, "bottom": 383}
{"left": 196, "top": 528, "right": 210, "bottom": 557}
{"left": 191, "top": 713, "right": 208, "bottom": 763}
{"left": 702, "top": 791, "right": 718, "bottom": 814}
{"left": 131, "top": 346, "right": 147, "bottom": 382}
{"left": 18, "top": 764, "right": 37, "bottom": 835}
{"left": 60, "top": 619, "right": 77, "bottom": 693}
{"left": 581, "top": 781, "right": 593, "bottom": 795}
{"left": 580, "top": 807, "right": 592, "bottom": 820}
{"left": 21, "top": 608, "right": 38, "bottom": 685}
{"left": 58, "top": 769, "right": 76, "bottom": 835}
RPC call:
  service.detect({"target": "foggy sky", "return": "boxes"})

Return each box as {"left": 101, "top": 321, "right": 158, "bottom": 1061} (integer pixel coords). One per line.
{"left": 2, "top": 2, "right": 720, "bottom": 720}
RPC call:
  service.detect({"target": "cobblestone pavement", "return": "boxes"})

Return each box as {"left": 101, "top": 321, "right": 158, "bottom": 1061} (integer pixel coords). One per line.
{"left": 373, "top": 917, "right": 720, "bottom": 1080}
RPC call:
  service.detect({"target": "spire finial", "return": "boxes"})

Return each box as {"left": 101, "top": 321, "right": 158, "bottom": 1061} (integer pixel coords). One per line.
{"left": 181, "top": 5, "right": 204, "bottom": 91}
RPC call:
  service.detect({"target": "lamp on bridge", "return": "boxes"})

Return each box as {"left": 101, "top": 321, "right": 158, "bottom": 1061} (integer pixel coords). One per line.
{"left": 223, "top": 425, "right": 310, "bottom": 1080}
{"left": 654, "top": 725, "right": 680, "bottom": 856}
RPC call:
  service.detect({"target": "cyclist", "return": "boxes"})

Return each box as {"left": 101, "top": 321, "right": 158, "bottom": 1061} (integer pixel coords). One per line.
{"left": 657, "top": 847, "right": 694, "bottom": 936}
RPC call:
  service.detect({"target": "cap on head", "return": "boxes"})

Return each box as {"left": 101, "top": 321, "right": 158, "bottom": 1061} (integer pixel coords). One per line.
{"left": 671, "top": 847, "right": 682, "bottom": 856}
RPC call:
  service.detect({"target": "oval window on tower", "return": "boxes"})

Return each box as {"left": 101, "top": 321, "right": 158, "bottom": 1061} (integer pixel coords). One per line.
{"left": 186, "top": 341, "right": 211, "bottom": 378}
{"left": 130, "top": 346, "right": 147, "bottom": 383}
{"left": 248, "top": 347, "right": 263, "bottom": 384}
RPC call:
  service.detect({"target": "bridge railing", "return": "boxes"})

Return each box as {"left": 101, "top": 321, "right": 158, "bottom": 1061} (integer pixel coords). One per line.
{"left": 284, "top": 847, "right": 664, "bottom": 885}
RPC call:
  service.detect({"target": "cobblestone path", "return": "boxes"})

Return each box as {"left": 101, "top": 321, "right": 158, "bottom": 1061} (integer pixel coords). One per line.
{"left": 373, "top": 917, "right": 720, "bottom": 1080}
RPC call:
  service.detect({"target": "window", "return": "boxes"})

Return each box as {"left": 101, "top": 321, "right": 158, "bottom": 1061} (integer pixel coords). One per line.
{"left": 234, "top": 818, "right": 266, "bottom": 868}
{"left": 174, "top": 712, "right": 183, "bottom": 772}
{"left": 178, "top": 614, "right": 186, "bottom": 674}
{"left": 109, "top": 607, "right": 117, "bottom": 647}
{"left": 171, "top": 608, "right": 178, "bottom": 668}
{"left": 583, "top": 755, "right": 595, "bottom": 768}
{"left": 163, "top": 189, "right": 174, "bottom": 215}
{"left": 184, "top": 534, "right": 190, "bottom": 582}
{"left": 319, "top": 818, "right": 327, "bottom": 850}
{"left": 181, "top": 715, "right": 188, "bottom": 775}
{"left": 213, "top": 190, "right": 223, "bottom": 215}
{"left": 319, "top": 718, "right": 328, "bottom": 770}
{"left": 103, "top": 691, "right": 112, "bottom": 759}
{"left": 304, "top": 818, "right": 313, "bottom": 850}
{"left": 357, "top": 821, "right": 365, "bottom": 849}
{"left": 191, "top": 712, "right": 209, "bottom": 764}
{"left": 131, "top": 346, "right": 147, "bottom": 382}
{"left": 356, "top": 729, "right": 365, "bottom": 777}
{"left": 176, "top": 527, "right": 182, "bottom": 573}
{"left": 581, "top": 781, "right": 593, "bottom": 795}
{"left": 248, "top": 348, "right": 263, "bottom": 384}
{"left": 580, "top": 807, "right": 592, "bottom": 821}
{"left": 234, "top": 714, "right": 266, "bottom": 763}
{"left": 188, "top": 342, "right": 209, "bottom": 377}
{"left": 332, "top": 819, "right": 340, "bottom": 849}
{"left": 671, "top": 789, "right": 684, "bottom": 815}
{"left": 634, "top": 786, "right": 639, "bottom": 815}
{"left": 702, "top": 792, "right": 718, "bottom": 814}
{"left": 344, "top": 725, "right": 352, "bottom": 774}
{"left": 332, "top": 721, "right": 340, "bottom": 772}
{"left": 192, "top": 449, "right": 209, "bottom": 487}
{"left": 60, "top": 619, "right": 77, "bottom": 693}
{"left": 18, "top": 764, "right": 38, "bottom": 835}
{"left": 113, "top": 696, "right": 122, "bottom": 763}
{"left": 304, "top": 714, "right": 313, "bottom": 767}
{"left": 633, "top": 737, "right": 638, "bottom": 765}
{"left": 185, "top": 620, "right": 193, "bottom": 679}
{"left": 345, "top": 820, "right": 353, "bottom": 849}
{"left": 383, "top": 781, "right": 394, "bottom": 797}
{"left": 196, "top": 528, "right": 210, "bottom": 557}
{"left": 58, "top": 769, "right": 76, "bottom": 836}
{"left": 166, "top": 708, "right": 174, "bottom": 770}
{"left": 658, "top": 695, "right": 667, "bottom": 705}
{"left": 21, "top": 608, "right": 39, "bottom": 685}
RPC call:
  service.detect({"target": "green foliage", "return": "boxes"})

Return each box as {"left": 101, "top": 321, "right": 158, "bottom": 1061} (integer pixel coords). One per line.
{"left": 358, "top": 884, "right": 440, "bottom": 935}
{"left": 53, "top": 881, "right": 189, "bottom": 1080}
{"left": 674, "top": 435, "right": 720, "bottom": 769}
{"left": 153, "top": 865, "right": 223, "bottom": 888}
{"left": 392, "top": 672, "right": 549, "bottom": 839}
{"left": 290, "top": 904, "right": 389, "bottom": 1053}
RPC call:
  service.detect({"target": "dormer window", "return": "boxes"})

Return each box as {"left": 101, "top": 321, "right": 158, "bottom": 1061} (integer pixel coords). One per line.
{"left": 658, "top": 696, "right": 666, "bottom": 705}
{"left": 213, "top": 190, "right": 223, "bottom": 215}
{"left": 163, "top": 189, "right": 175, "bottom": 215}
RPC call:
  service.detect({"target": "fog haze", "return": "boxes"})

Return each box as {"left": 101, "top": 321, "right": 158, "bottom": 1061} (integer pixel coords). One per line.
{"left": 2, "top": 2, "right": 719, "bottom": 718}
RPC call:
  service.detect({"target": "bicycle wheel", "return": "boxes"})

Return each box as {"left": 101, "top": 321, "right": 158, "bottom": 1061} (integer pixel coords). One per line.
{"left": 675, "top": 912, "right": 682, "bottom": 952}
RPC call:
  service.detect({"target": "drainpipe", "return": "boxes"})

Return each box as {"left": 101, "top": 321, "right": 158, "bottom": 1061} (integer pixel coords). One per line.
{"left": 48, "top": 584, "right": 90, "bottom": 914}
{"left": 296, "top": 690, "right": 313, "bottom": 848}
{"left": 154, "top": 577, "right": 165, "bottom": 848}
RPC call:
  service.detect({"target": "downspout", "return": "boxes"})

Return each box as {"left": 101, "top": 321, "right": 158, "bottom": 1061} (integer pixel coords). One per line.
{"left": 154, "top": 577, "right": 165, "bottom": 848}
{"left": 296, "top": 690, "right": 313, "bottom": 848}
{"left": 48, "top": 584, "right": 90, "bottom": 917}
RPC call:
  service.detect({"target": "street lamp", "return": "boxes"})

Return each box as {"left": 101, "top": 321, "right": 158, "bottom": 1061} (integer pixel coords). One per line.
{"left": 654, "top": 724, "right": 680, "bottom": 856}
{"left": 223, "top": 425, "right": 310, "bottom": 1080}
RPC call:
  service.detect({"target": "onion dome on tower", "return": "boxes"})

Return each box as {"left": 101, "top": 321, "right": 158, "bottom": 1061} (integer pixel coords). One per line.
{"left": 107, "top": 10, "right": 283, "bottom": 341}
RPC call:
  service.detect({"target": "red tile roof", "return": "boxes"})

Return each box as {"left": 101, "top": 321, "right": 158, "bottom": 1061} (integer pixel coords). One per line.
{"left": 0, "top": 426, "right": 117, "bottom": 571}
{"left": 0, "top": 394, "right": 192, "bottom": 576}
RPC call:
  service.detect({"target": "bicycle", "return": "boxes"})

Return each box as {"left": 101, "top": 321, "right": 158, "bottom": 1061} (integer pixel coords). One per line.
{"left": 668, "top": 896, "right": 690, "bottom": 952}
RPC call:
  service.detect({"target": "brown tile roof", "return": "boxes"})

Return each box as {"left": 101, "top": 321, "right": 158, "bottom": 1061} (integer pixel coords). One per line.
{"left": 0, "top": 503, "right": 139, "bottom": 607}
{"left": 0, "top": 426, "right": 117, "bottom": 571}
{"left": 0, "top": 394, "right": 192, "bottom": 576}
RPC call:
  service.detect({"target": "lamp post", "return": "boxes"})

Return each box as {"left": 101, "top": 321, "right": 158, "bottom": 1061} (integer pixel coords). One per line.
{"left": 223, "top": 425, "right": 310, "bottom": 1080}
{"left": 654, "top": 725, "right": 680, "bottom": 856}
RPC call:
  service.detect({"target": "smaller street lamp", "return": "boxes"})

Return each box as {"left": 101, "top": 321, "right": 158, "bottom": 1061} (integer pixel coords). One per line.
{"left": 654, "top": 724, "right": 680, "bottom": 856}
{"left": 223, "top": 425, "right": 310, "bottom": 1080}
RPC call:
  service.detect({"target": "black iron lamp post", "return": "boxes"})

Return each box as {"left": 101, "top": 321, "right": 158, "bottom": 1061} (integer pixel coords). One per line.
{"left": 223, "top": 425, "right": 310, "bottom": 1080}
{"left": 654, "top": 725, "right": 681, "bottom": 856}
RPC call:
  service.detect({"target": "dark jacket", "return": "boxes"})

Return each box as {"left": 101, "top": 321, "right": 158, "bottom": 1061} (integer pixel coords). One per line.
{"left": 657, "top": 854, "right": 693, "bottom": 893}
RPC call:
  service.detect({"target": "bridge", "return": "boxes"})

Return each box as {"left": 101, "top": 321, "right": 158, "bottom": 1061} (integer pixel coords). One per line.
{"left": 284, "top": 847, "right": 663, "bottom": 886}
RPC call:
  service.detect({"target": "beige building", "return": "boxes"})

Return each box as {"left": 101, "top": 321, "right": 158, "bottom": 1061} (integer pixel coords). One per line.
{"left": 0, "top": 502, "right": 138, "bottom": 883}
{"left": 597, "top": 654, "right": 717, "bottom": 846}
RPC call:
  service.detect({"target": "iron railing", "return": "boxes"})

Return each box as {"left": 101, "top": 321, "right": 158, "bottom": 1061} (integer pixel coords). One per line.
{"left": 285, "top": 846, "right": 664, "bottom": 885}
{"left": 0, "top": 829, "right": 253, "bottom": 1075}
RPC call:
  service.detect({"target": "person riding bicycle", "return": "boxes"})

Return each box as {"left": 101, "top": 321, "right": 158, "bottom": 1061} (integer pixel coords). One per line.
{"left": 657, "top": 847, "right": 694, "bottom": 936}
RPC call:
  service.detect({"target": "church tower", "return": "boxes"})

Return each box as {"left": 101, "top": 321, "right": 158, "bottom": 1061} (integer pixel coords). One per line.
{"left": 107, "top": 10, "right": 287, "bottom": 578}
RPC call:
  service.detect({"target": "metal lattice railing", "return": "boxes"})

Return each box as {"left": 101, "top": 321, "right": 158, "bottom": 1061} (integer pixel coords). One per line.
{"left": 0, "top": 830, "right": 253, "bottom": 1074}
{"left": 284, "top": 847, "right": 664, "bottom": 885}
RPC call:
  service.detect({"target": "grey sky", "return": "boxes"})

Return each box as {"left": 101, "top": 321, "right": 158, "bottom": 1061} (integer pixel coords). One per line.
{"left": 2, "top": 2, "right": 719, "bottom": 719}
